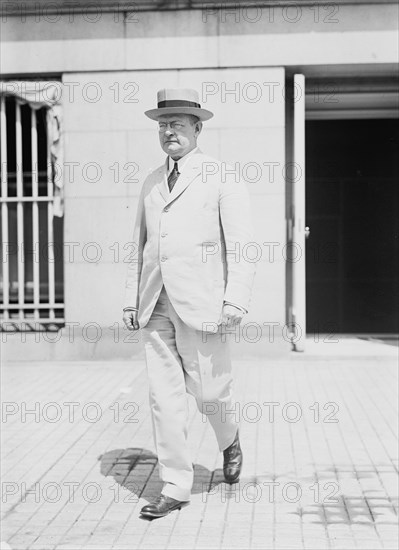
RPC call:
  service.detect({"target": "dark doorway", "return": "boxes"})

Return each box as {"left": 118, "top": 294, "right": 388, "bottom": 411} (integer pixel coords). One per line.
{"left": 305, "top": 119, "right": 399, "bottom": 334}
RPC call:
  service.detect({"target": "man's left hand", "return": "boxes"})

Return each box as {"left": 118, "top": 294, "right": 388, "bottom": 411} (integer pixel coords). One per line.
{"left": 221, "top": 304, "right": 245, "bottom": 327}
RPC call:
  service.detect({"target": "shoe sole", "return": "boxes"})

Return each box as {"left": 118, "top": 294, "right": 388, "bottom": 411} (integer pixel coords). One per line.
{"left": 140, "top": 501, "right": 189, "bottom": 518}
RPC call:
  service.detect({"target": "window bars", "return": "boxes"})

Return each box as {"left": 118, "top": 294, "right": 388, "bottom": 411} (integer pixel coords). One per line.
{"left": 0, "top": 84, "right": 64, "bottom": 331}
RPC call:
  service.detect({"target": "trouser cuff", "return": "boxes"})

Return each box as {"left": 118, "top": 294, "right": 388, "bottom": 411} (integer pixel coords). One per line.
{"left": 161, "top": 483, "right": 191, "bottom": 502}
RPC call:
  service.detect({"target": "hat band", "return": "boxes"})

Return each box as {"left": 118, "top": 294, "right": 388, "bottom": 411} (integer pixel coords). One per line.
{"left": 157, "top": 99, "right": 201, "bottom": 109}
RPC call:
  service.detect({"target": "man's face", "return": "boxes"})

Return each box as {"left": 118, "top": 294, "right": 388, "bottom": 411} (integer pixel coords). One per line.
{"left": 158, "top": 114, "right": 202, "bottom": 159}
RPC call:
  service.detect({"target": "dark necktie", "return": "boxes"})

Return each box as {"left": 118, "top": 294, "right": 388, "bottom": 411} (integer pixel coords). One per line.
{"left": 167, "top": 161, "right": 180, "bottom": 192}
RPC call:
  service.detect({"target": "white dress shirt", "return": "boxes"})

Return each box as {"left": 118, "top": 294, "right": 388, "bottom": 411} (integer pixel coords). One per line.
{"left": 165, "top": 146, "right": 199, "bottom": 192}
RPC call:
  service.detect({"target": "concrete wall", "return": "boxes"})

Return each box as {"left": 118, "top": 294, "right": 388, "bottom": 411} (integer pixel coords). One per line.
{"left": 61, "top": 67, "right": 286, "bottom": 347}
{"left": 2, "top": 4, "right": 397, "bottom": 74}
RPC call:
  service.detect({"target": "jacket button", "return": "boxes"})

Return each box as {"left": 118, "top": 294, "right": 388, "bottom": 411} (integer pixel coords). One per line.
{"left": 161, "top": 232, "right": 167, "bottom": 238}
{"left": 161, "top": 256, "right": 167, "bottom": 262}
{"left": 164, "top": 207, "right": 170, "bottom": 212}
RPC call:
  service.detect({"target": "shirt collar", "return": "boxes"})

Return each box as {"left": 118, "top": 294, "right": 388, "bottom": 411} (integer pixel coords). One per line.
{"left": 167, "top": 146, "right": 199, "bottom": 174}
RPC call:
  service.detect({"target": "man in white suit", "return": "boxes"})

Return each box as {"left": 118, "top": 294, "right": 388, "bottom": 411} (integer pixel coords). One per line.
{"left": 123, "top": 89, "right": 256, "bottom": 518}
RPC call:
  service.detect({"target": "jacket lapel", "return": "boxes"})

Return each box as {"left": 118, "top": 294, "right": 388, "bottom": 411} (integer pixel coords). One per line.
{"left": 155, "top": 158, "right": 170, "bottom": 203}
{"left": 167, "top": 158, "right": 202, "bottom": 204}
{"left": 155, "top": 150, "right": 203, "bottom": 205}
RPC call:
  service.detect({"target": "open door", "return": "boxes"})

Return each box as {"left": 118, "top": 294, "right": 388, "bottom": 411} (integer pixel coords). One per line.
{"left": 286, "top": 74, "right": 307, "bottom": 351}
{"left": 286, "top": 75, "right": 399, "bottom": 348}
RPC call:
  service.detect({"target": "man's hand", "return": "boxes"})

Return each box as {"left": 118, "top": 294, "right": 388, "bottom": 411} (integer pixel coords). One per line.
{"left": 123, "top": 309, "right": 139, "bottom": 331}
{"left": 221, "top": 304, "right": 245, "bottom": 327}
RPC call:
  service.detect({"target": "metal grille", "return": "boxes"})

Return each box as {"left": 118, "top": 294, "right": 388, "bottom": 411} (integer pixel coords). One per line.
{"left": 0, "top": 95, "right": 64, "bottom": 331}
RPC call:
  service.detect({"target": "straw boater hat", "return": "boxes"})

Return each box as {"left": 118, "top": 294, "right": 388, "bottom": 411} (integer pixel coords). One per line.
{"left": 145, "top": 88, "right": 214, "bottom": 122}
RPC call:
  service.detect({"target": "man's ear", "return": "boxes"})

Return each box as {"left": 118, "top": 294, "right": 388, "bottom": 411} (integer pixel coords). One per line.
{"left": 195, "top": 121, "right": 203, "bottom": 136}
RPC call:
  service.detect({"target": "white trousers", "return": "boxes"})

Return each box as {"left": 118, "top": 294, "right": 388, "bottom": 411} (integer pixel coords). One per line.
{"left": 141, "top": 285, "right": 239, "bottom": 501}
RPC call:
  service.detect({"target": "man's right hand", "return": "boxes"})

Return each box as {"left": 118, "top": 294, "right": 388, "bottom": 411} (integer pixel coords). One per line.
{"left": 123, "top": 310, "right": 140, "bottom": 331}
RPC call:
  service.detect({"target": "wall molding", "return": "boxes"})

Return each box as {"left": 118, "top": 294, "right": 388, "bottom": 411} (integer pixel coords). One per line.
{"left": 1, "top": 0, "right": 397, "bottom": 17}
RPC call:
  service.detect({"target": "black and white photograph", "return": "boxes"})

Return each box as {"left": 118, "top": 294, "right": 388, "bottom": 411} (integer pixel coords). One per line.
{"left": 1, "top": 1, "right": 398, "bottom": 549}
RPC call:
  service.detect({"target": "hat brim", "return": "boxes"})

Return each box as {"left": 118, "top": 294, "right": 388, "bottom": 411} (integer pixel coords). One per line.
{"left": 145, "top": 106, "right": 214, "bottom": 122}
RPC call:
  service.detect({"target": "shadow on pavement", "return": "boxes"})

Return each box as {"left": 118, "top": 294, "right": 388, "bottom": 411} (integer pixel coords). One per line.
{"left": 99, "top": 447, "right": 224, "bottom": 504}
{"left": 98, "top": 450, "right": 398, "bottom": 529}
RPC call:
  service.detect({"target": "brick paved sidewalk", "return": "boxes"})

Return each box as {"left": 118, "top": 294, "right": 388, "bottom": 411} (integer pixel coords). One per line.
{"left": 1, "top": 338, "right": 398, "bottom": 550}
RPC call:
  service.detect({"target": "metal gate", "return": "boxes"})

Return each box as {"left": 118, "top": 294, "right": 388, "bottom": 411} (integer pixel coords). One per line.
{"left": 0, "top": 84, "right": 64, "bottom": 330}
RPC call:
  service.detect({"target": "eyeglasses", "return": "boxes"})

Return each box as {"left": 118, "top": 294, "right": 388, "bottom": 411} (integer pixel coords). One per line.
{"left": 158, "top": 122, "right": 185, "bottom": 133}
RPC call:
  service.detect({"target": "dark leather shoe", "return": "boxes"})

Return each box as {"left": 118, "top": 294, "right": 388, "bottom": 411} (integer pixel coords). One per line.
{"left": 140, "top": 494, "right": 189, "bottom": 518}
{"left": 223, "top": 430, "right": 243, "bottom": 483}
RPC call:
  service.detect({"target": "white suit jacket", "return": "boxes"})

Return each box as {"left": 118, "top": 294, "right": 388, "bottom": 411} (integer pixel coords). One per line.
{"left": 124, "top": 150, "right": 256, "bottom": 332}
